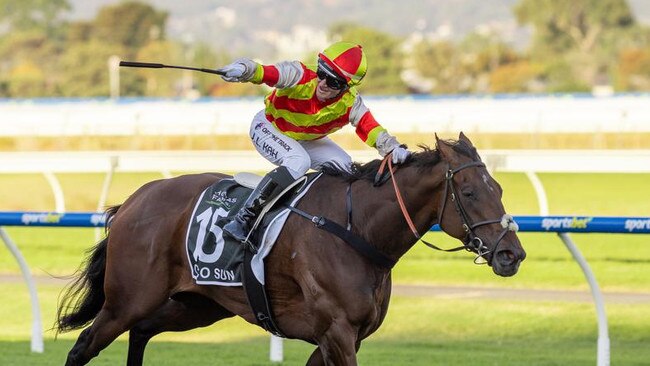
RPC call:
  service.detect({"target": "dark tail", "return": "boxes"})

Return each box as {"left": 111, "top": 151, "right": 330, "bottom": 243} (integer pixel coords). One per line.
{"left": 56, "top": 205, "right": 120, "bottom": 333}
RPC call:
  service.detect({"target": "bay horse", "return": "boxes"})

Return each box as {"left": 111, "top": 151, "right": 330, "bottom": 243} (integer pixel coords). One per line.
{"left": 56, "top": 132, "right": 526, "bottom": 365}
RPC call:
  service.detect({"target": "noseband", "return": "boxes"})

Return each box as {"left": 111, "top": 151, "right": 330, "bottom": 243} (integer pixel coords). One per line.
{"left": 380, "top": 156, "right": 518, "bottom": 264}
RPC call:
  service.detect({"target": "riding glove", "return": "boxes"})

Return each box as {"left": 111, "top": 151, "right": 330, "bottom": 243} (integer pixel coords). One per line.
{"left": 391, "top": 146, "right": 410, "bottom": 164}
{"left": 217, "top": 58, "right": 258, "bottom": 82}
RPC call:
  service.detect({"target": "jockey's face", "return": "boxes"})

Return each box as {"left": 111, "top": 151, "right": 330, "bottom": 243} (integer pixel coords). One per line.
{"left": 316, "top": 77, "right": 344, "bottom": 101}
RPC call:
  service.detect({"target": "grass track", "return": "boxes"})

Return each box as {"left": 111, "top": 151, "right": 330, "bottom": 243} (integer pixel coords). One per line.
{"left": 1, "top": 284, "right": 649, "bottom": 365}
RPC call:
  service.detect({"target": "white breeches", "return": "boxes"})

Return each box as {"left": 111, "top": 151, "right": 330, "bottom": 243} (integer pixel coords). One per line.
{"left": 249, "top": 110, "right": 352, "bottom": 179}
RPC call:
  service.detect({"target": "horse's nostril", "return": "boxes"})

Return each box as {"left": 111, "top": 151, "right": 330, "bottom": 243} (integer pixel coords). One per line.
{"left": 497, "top": 250, "right": 516, "bottom": 265}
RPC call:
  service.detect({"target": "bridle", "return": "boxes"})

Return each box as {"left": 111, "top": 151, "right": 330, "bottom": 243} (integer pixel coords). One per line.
{"left": 378, "top": 155, "right": 519, "bottom": 265}
{"left": 436, "top": 160, "right": 518, "bottom": 263}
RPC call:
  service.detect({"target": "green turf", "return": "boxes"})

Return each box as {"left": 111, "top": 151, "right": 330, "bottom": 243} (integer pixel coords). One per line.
{"left": 0, "top": 284, "right": 648, "bottom": 365}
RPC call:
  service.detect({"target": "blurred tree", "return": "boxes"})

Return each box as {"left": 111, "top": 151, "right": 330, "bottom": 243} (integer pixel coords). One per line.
{"left": 610, "top": 25, "right": 650, "bottom": 91}
{"left": 191, "top": 44, "right": 232, "bottom": 96}
{"left": 136, "top": 41, "right": 183, "bottom": 96}
{"left": 411, "top": 40, "right": 462, "bottom": 94}
{"left": 0, "top": 0, "right": 70, "bottom": 97}
{"left": 7, "top": 61, "right": 46, "bottom": 97}
{"left": 329, "top": 22, "right": 408, "bottom": 95}
{"left": 66, "top": 20, "right": 94, "bottom": 43}
{"left": 57, "top": 40, "right": 127, "bottom": 97}
{"left": 0, "top": 0, "right": 70, "bottom": 34}
{"left": 410, "top": 31, "right": 526, "bottom": 94}
{"left": 514, "top": 0, "right": 637, "bottom": 89}
{"left": 0, "top": 30, "right": 63, "bottom": 97}
{"left": 93, "top": 1, "right": 168, "bottom": 50}
{"left": 459, "top": 32, "right": 523, "bottom": 92}
{"left": 489, "top": 61, "right": 543, "bottom": 93}
{"left": 57, "top": 1, "right": 173, "bottom": 97}
{"left": 514, "top": 0, "right": 635, "bottom": 56}
{"left": 541, "top": 59, "right": 592, "bottom": 92}
{"left": 615, "top": 47, "right": 650, "bottom": 90}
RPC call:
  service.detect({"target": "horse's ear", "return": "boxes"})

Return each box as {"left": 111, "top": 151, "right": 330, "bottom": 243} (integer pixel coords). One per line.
{"left": 458, "top": 131, "right": 480, "bottom": 160}
{"left": 458, "top": 131, "right": 473, "bottom": 147}
{"left": 436, "top": 134, "right": 453, "bottom": 159}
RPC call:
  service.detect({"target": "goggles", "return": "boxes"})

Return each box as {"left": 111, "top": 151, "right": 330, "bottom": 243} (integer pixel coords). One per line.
{"left": 316, "top": 59, "right": 348, "bottom": 90}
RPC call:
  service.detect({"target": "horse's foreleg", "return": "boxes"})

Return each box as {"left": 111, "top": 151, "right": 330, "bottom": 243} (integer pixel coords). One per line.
{"left": 127, "top": 293, "right": 234, "bottom": 366}
{"left": 306, "top": 347, "right": 325, "bottom": 366}
{"left": 306, "top": 341, "right": 362, "bottom": 366}
{"left": 312, "top": 322, "right": 359, "bottom": 366}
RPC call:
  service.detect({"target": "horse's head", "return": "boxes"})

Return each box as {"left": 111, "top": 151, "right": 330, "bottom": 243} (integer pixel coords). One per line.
{"left": 435, "top": 132, "right": 526, "bottom": 276}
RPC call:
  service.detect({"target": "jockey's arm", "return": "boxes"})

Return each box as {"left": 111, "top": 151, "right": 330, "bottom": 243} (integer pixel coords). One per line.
{"left": 219, "top": 58, "right": 303, "bottom": 88}
{"left": 250, "top": 61, "right": 304, "bottom": 88}
{"left": 349, "top": 95, "right": 406, "bottom": 158}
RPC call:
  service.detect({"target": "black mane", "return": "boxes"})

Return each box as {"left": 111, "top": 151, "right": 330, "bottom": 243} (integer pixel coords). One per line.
{"left": 320, "top": 138, "right": 478, "bottom": 183}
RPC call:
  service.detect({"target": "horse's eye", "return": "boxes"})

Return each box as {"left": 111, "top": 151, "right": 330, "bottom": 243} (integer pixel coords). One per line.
{"left": 462, "top": 189, "right": 475, "bottom": 198}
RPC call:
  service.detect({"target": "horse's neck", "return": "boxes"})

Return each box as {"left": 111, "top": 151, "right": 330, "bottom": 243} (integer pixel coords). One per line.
{"left": 353, "top": 164, "right": 446, "bottom": 261}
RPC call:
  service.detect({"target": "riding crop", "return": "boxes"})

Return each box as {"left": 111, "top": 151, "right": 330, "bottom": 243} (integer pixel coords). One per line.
{"left": 118, "top": 61, "right": 226, "bottom": 76}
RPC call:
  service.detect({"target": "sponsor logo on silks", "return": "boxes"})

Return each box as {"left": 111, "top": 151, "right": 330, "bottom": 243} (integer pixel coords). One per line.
{"left": 541, "top": 217, "right": 593, "bottom": 231}
{"left": 21, "top": 212, "right": 63, "bottom": 225}
{"left": 261, "top": 127, "right": 292, "bottom": 152}
{"left": 624, "top": 219, "right": 650, "bottom": 232}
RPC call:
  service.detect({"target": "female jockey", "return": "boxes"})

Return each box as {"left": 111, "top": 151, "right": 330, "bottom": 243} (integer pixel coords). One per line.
{"left": 217, "top": 41, "right": 411, "bottom": 243}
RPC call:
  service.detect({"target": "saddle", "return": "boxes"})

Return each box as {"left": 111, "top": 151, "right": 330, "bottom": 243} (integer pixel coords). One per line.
{"left": 185, "top": 172, "right": 319, "bottom": 336}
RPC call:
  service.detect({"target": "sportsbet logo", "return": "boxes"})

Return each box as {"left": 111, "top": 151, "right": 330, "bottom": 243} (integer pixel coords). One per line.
{"left": 541, "top": 217, "right": 593, "bottom": 231}
{"left": 625, "top": 219, "right": 650, "bottom": 232}
{"left": 21, "top": 212, "right": 63, "bottom": 225}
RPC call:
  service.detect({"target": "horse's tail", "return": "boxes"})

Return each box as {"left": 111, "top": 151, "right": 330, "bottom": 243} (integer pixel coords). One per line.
{"left": 56, "top": 205, "right": 120, "bottom": 334}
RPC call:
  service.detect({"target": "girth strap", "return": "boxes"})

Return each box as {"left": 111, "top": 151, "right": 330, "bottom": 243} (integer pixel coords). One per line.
{"left": 242, "top": 248, "right": 286, "bottom": 337}
{"left": 284, "top": 205, "right": 396, "bottom": 269}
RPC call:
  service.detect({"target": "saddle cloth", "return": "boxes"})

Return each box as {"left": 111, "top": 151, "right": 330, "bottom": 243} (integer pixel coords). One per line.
{"left": 185, "top": 173, "right": 321, "bottom": 286}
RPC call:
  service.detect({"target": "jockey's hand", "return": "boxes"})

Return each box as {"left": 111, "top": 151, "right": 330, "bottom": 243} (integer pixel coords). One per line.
{"left": 391, "top": 146, "right": 410, "bottom": 164}
{"left": 217, "top": 58, "right": 257, "bottom": 82}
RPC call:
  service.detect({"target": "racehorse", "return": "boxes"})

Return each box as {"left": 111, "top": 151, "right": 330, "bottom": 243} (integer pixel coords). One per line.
{"left": 56, "top": 132, "right": 526, "bottom": 365}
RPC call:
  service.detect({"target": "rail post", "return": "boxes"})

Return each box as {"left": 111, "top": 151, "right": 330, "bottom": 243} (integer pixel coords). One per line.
{"left": 558, "top": 232, "right": 609, "bottom": 366}
{"left": 0, "top": 227, "right": 43, "bottom": 353}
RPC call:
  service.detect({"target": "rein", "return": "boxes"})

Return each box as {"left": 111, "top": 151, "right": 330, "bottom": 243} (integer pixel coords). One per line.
{"left": 284, "top": 152, "right": 518, "bottom": 269}
{"left": 378, "top": 154, "right": 518, "bottom": 264}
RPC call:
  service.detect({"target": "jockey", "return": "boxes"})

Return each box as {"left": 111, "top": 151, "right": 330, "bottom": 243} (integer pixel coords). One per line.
{"left": 217, "top": 41, "right": 411, "bottom": 243}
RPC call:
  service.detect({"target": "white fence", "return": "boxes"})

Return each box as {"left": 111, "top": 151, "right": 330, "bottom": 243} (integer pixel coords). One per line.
{"left": 1, "top": 95, "right": 650, "bottom": 136}
{"left": 1, "top": 149, "right": 650, "bottom": 174}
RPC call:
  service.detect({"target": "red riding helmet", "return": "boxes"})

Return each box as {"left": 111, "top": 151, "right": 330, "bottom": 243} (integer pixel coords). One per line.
{"left": 318, "top": 42, "right": 368, "bottom": 87}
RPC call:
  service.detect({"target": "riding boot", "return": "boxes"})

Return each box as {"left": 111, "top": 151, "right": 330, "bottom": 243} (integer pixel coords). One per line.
{"left": 223, "top": 166, "right": 296, "bottom": 244}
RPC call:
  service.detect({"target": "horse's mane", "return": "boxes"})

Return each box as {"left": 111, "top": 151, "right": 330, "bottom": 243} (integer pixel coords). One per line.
{"left": 320, "top": 138, "right": 478, "bottom": 183}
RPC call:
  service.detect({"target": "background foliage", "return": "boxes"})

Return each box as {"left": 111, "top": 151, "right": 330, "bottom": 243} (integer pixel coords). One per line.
{"left": 1, "top": 0, "right": 649, "bottom": 97}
